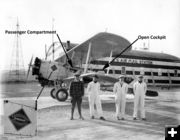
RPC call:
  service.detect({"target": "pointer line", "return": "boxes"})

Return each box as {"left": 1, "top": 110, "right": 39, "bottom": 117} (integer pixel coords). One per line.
{"left": 56, "top": 34, "right": 69, "bottom": 60}
{"left": 110, "top": 38, "right": 139, "bottom": 64}
{"left": 103, "top": 38, "right": 139, "bottom": 70}
{"left": 56, "top": 34, "right": 73, "bottom": 67}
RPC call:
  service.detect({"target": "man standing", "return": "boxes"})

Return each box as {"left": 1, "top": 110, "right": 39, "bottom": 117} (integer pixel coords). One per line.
{"left": 69, "top": 72, "right": 84, "bottom": 120}
{"left": 113, "top": 75, "right": 128, "bottom": 120}
{"left": 87, "top": 75, "right": 105, "bottom": 120}
{"left": 133, "top": 75, "right": 147, "bottom": 120}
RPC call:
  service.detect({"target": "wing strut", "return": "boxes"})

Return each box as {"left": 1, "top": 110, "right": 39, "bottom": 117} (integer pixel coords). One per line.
{"left": 45, "top": 44, "right": 47, "bottom": 60}
{"left": 84, "top": 42, "right": 92, "bottom": 73}
{"left": 106, "top": 50, "right": 113, "bottom": 75}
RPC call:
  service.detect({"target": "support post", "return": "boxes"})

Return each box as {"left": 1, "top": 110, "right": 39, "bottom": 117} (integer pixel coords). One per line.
{"left": 84, "top": 42, "right": 92, "bottom": 73}
{"left": 35, "top": 64, "right": 57, "bottom": 110}
{"left": 106, "top": 50, "right": 113, "bottom": 75}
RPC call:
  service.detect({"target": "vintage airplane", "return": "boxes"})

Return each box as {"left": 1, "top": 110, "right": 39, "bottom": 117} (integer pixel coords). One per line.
{"left": 27, "top": 32, "right": 134, "bottom": 101}
{"left": 27, "top": 32, "right": 180, "bottom": 102}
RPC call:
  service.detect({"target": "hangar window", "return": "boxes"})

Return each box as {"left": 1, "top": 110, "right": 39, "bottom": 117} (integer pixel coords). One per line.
{"left": 148, "top": 79, "right": 153, "bottom": 83}
{"left": 162, "top": 73, "right": 168, "bottom": 76}
{"left": 126, "top": 71, "right": 133, "bottom": 75}
{"left": 172, "top": 80, "right": 180, "bottom": 84}
{"left": 135, "top": 71, "right": 140, "bottom": 75}
{"left": 109, "top": 70, "right": 113, "bottom": 74}
{"left": 153, "top": 72, "right": 158, "bottom": 76}
{"left": 155, "top": 80, "right": 169, "bottom": 83}
{"left": 115, "top": 70, "right": 121, "bottom": 74}
{"left": 144, "top": 72, "right": 151, "bottom": 76}
{"left": 170, "top": 73, "right": 174, "bottom": 77}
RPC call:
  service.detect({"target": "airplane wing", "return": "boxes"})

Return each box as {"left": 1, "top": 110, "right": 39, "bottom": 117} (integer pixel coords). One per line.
{"left": 56, "top": 32, "right": 131, "bottom": 67}
{"left": 63, "top": 73, "right": 158, "bottom": 97}
{"left": 63, "top": 72, "right": 118, "bottom": 84}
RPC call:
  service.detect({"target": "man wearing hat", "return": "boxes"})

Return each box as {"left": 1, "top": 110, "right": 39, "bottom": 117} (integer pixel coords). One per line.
{"left": 87, "top": 74, "right": 105, "bottom": 120}
{"left": 69, "top": 71, "right": 84, "bottom": 120}
{"left": 113, "top": 75, "right": 128, "bottom": 120}
{"left": 133, "top": 75, "right": 147, "bottom": 120}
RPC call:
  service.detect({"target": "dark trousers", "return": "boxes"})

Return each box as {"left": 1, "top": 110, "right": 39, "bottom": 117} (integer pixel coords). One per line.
{"left": 71, "top": 96, "right": 82, "bottom": 117}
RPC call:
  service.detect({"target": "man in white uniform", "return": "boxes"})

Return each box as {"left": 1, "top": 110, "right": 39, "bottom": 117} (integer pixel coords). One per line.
{"left": 87, "top": 75, "right": 105, "bottom": 120}
{"left": 133, "top": 75, "right": 147, "bottom": 120}
{"left": 113, "top": 75, "right": 128, "bottom": 120}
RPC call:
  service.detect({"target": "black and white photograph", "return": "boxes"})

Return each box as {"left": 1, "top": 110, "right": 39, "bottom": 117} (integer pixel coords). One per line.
{"left": 0, "top": 0, "right": 180, "bottom": 139}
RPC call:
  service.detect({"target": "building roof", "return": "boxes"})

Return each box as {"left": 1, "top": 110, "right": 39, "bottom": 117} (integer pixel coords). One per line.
{"left": 121, "top": 50, "right": 180, "bottom": 62}
{"left": 56, "top": 32, "right": 180, "bottom": 63}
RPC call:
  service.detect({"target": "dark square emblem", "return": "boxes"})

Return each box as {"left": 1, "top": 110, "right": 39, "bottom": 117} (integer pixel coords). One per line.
{"left": 9, "top": 109, "right": 31, "bottom": 131}
{"left": 51, "top": 65, "right": 57, "bottom": 71}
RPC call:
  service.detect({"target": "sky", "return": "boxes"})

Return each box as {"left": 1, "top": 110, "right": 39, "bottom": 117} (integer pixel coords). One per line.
{"left": 0, "top": 0, "right": 180, "bottom": 70}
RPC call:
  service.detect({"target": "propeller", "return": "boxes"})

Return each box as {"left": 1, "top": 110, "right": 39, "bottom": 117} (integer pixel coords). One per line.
{"left": 56, "top": 34, "right": 73, "bottom": 68}
{"left": 45, "top": 44, "right": 47, "bottom": 60}
{"left": 26, "top": 55, "right": 33, "bottom": 82}
{"left": 103, "top": 38, "right": 139, "bottom": 70}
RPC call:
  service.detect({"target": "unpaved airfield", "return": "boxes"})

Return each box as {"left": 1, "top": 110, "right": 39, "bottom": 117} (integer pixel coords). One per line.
{"left": 0, "top": 83, "right": 180, "bottom": 140}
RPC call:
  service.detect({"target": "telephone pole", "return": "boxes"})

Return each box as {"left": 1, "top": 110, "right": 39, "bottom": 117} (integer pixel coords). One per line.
{"left": 8, "top": 19, "right": 26, "bottom": 82}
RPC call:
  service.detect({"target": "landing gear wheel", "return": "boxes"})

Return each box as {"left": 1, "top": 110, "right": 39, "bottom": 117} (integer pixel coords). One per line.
{"left": 50, "top": 88, "right": 56, "bottom": 99}
{"left": 56, "top": 88, "right": 68, "bottom": 102}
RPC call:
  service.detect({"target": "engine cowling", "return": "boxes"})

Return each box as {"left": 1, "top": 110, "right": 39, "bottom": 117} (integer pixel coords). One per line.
{"left": 32, "top": 57, "right": 41, "bottom": 76}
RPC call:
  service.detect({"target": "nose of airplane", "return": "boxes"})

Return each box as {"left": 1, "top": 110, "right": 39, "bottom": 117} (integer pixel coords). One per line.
{"left": 32, "top": 57, "right": 41, "bottom": 76}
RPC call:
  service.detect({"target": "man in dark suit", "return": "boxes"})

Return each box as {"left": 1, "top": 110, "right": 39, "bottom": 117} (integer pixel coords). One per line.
{"left": 69, "top": 72, "right": 84, "bottom": 120}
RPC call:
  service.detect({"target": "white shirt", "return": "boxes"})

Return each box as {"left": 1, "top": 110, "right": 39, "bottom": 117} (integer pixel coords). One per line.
{"left": 87, "top": 81, "right": 100, "bottom": 95}
{"left": 133, "top": 81, "right": 147, "bottom": 94}
{"left": 113, "top": 82, "right": 128, "bottom": 96}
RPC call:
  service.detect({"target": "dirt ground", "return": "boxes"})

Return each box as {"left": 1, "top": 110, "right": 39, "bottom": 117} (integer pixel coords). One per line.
{"left": 1, "top": 99, "right": 180, "bottom": 140}
{"left": 1, "top": 83, "right": 180, "bottom": 140}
